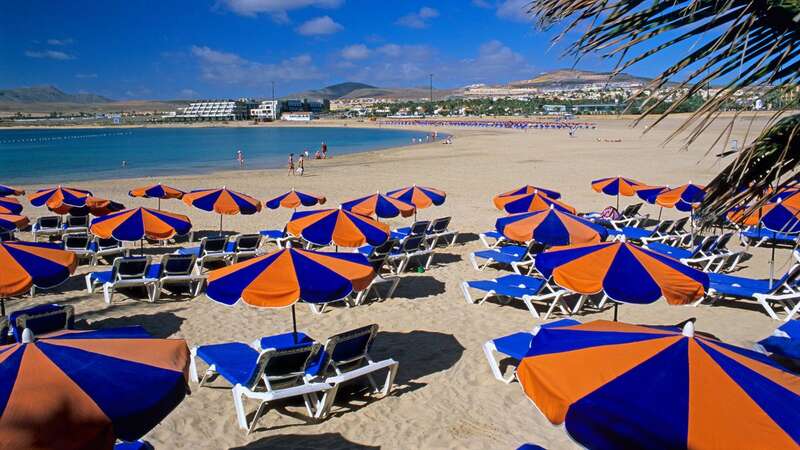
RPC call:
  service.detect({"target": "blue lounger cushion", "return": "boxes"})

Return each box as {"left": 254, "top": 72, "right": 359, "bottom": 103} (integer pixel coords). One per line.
{"left": 9, "top": 304, "right": 74, "bottom": 342}
{"left": 259, "top": 229, "right": 285, "bottom": 239}
{"left": 517, "top": 445, "right": 546, "bottom": 450}
{"left": 467, "top": 274, "right": 547, "bottom": 298}
{"left": 493, "top": 319, "right": 581, "bottom": 361}
{"left": 176, "top": 247, "right": 201, "bottom": 257}
{"left": 759, "top": 336, "right": 800, "bottom": 360}
{"left": 257, "top": 332, "right": 326, "bottom": 375}
{"left": 645, "top": 242, "right": 694, "bottom": 259}
{"left": 89, "top": 270, "right": 114, "bottom": 284}
{"left": 482, "top": 230, "right": 503, "bottom": 239}
{"left": 619, "top": 226, "right": 653, "bottom": 240}
{"left": 114, "top": 440, "right": 154, "bottom": 450}
{"left": 196, "top": 342, "right": 262, "bottom": 387}
{"left": 741, "top": 228, "right": 798, "bottom": 243}
{"left": 473, "top": 245, "right": 528, "bottom": 264}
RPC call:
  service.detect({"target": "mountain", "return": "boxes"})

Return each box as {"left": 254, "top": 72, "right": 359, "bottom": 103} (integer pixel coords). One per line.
{"left": 509, "top": 69, "right": 654, "bottom": 88}
{"left": 0, "top": 85, "right": 113, "bottom": 103}
{"left": 286, "top": 82, "right": 377, "bottom": 101}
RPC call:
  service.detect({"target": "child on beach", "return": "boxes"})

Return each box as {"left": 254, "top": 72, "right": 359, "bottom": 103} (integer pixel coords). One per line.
{"left": 297, "top": 155, "right": 305, "bottom": 176}
{"left": 288, "top": 153, "right": 295, "bottom": 176}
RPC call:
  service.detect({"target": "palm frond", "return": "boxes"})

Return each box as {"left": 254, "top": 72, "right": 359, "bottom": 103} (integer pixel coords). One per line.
{"left": 528, "top": 0, "right": 800, "bottom": 217}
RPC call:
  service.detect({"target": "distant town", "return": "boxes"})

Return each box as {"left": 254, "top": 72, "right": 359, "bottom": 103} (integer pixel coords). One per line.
{"left": 0, "top": 69, "right": 795, "bottom": 127}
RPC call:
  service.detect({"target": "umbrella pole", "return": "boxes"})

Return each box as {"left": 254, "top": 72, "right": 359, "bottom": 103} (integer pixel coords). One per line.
{"left": 1, "top": 298, "right": 5, "bottom": 317}
{"left": 658, "top": 207, "right": 663, "bottom": 223}
{"left": 140, "top": 239, "right": 145, "bottom": 256}
{"left": 157, "top": 198, "right": 161, "bottom": 210}
{"left": 219, "top": 215, "right": 223, "bottom": 236}
{"left": 291, "top": 305, "right": 298, "bottom": 343}
{"left": 770, "top": 243, "right": 776, "bottom": 289}
{"left": 613, "top": 302, "right": 618, "bottom": 322}
{"left": 616, "top": 193, "right": 619, "bottom": 211}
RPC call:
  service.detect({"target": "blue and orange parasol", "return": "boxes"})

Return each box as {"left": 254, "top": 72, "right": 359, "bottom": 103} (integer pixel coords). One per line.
{"left": 653, "top": 183, "right": 705, "bottom": 212}
{"left": 342, "top": 192, "right": 415, "bottom": 219}
{"left": 0, "top": 241, "right": 77, "bottom": 314}
{"left": 0, "top": 214, "right": 29, "bottom": 232}
{"left": 207, "top": 248, "right": 375, "bottom": 338}
{"left": 494, "top": 185, "right": 562, "bottom": 201}
{"left": 183, "top": 187, "right": 262, "bottom": 233}
{"left": 496, "top": 209, "right": 607, "bottom": 246}
{"left": 28, "top": 186, "right": 92, "bottom": 210}
{"left": 535, "top": 241, "right": 708, "bottom": 317}
{"left": 0, "top": 327, "right": 189, "bottom": 449}
{"left": 517, "top": 320, "right": 800, "bottom": 449}
{"left": 387, "top": 185, "right": 446, "bottom": 210}
{"left": 591, "top": 176, "right": 647, "bottom": 209}
{"left": 90, "top": 207, "right": 192, "bottom": 242}
{"left": 129, "top": 183, "right": 185, "bottom": 210}
{"left": 0, "top": 197, "right": 23, "bottom": 215}
{"left": 494, "top": 190, "right": 576, "bottom": 214}
{"left": 286, "top": 208, "right": 390, "bottom": 248}
{"left": 0, "top": 185, "right": 24, "bottom": 196}
{"left": 266, "top": 189, "right": 326, "bottom": 210}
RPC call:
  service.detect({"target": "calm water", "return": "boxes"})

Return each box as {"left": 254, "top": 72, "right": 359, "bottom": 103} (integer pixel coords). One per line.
{"left": 0, "top": 126, "right": 424, "bottom": 184}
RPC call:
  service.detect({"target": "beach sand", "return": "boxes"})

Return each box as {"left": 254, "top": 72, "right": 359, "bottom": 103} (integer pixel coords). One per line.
{"left": 8, "top": 115, "right": 788, "bottom": 449}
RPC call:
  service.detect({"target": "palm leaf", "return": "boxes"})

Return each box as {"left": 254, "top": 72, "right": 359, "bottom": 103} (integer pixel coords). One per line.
{"left": 527, "top": 0, "right": 800, "bottom": 219}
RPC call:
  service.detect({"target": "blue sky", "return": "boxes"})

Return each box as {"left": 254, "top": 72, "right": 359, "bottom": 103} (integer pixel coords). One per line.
{"left": 0, "top": 0, "right": 685, "bottom": 100}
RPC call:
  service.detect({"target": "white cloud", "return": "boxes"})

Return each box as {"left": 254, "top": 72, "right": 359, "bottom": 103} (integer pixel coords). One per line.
{"left": 179, "top": 88, "right": 199, "bottom": 97}
{"left": 297, "top": 16, "right": 343, "bottom": 35}
{"left": 396, "top": 6, "right": 439, "bottom": 28}
{"left": 341, "top": 44, "right": 370, "bottom": 60}
{"left": 496, "top": 0, "right": 533, "bottom": 22}
{"left": 75, "top": 73, "right": 98, "bottom": 79}
{"left": 221, "top": 0, "right": 343, "bottom": 22}
{"left": 25, "top": 50, "right": 75, "bottom": 60}
{"left": 190, "top": 45, "right": 322, "bottom": 85}
{"left": 47, "top": 38, "right": 73, "bottom": 46}
{"left": 334, "top": 40, "right": 532, "bottom": 86}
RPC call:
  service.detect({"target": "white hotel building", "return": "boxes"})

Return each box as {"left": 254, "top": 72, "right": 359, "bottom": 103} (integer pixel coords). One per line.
{"left": 176, "top": 99, "right": 256, "bottom": 120}
{"left": 250, "top": 100, "right": 281, "bottom": 121}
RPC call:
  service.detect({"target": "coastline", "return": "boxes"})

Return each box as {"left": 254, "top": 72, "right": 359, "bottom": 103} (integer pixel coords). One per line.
{"left": 5, "top": 115, "right": 788, "bottom": 449}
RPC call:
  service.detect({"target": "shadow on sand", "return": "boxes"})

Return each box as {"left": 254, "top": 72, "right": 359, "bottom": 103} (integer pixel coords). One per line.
{"left": 392, "top": 276, "right": 446, "bottom": 300}
{"left": 229, "top": 433, "right": 380, "bottom": 450}
{"left": 75, "top": 310, "right": 187, "bottom": 338}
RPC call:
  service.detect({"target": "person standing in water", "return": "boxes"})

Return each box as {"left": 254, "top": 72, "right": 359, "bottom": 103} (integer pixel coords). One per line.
{"left": 287, "top": 153, "right": 295, "bottom": 176}
{"left": 321, "top": 141, "right": 328, "bottom": 159}
{"left": 236, "top": 149, "right": 244, "bottom": 168}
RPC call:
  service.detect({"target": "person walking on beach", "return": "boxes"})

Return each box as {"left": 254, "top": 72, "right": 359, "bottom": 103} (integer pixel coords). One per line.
{"left": 287, "top": 153, "right": 295, "bottom": 176}
{"left": 236, "top": 149, "right": 244, "bottom": 168}
{"left": 321, "top": 141, "right": 328, "bottom": 159}
{"left": 297, "top": 154, "right": 305, "bottom": 176}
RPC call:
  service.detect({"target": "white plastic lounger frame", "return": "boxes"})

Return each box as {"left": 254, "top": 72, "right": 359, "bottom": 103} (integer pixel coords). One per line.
{"left": 483, "top": 324, "right": 550, "bottom": 384}
{"left": 460, "top": 279, "right": 571, "bottom": 320}
{"left": 478, "top": 231, "right": 506, "bottom": 249}
{"left": 84, "top": 256, "right": 158, "bottom": 304}
{"left": 153, "top": 254, "right": 206, "bottom": 302}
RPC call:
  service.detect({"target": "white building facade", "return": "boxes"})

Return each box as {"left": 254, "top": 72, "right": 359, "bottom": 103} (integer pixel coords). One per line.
{"left": 250, "top": 100, "right": 281, "bottom": 121}
{"left": 176, "top": 99, "right": 256, "bottom": 120}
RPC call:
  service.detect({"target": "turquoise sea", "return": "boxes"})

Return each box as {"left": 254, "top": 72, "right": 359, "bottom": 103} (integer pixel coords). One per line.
{"left": 0, "top": 126, "right": 424, "bottom": 184}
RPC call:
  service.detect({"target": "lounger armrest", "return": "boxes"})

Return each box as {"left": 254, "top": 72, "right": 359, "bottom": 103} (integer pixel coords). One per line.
{"left": 324, "top": 358, "right": 398, "bottom": 386}
{"left": 233, "top": 382, "right": 332, "bottom": 402}
{"left": 524, "top": 289, "right": 568, "bottom": 301}
{"left": 753, "top": 292, "right": 800, "bottom": 302}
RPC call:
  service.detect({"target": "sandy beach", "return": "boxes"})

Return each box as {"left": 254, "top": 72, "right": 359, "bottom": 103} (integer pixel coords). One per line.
{"left": 7, "top": 115, "right": 788, "bottom": 449}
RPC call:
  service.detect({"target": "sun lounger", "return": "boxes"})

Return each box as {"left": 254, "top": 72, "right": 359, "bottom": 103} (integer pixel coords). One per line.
{"left": 469, "top": 241, "right": 543, "bottom": 274}
{"left": 587, "top": 203, "right": 647, "bottom": 229}
{"left": 62, "top": 214, "right": 89, "bottom": 234}
{"left": 701, "top": 252, "right": 800, "bottom": 320}
{"left": 114, "top": 441, "right": 153, "bottom": 450}
{"left": 0, "top": 230, "right": 13, "bottom": 242}
{"left": 8, "top": 303, "right": 75, "bottom": 342}
{"left": 484, "top": 318, "right": 580, "bottom": 383}
{"left": 176, "top": 236, "right": 228, "bottom": 272}
{"left": 89, "top": 237, "right": 130, "bottom": 266}
{"left": 391, "top": 220, "right": 430, "bottom": 241}
{"left": 352, "top": 241, "right": 401, "bottom": 306}
{"left": 32, "top": 216, "right": 62, "bottom": 241}
{"left": 63, "top": 233, "right": 95, "bottom": 263}
{"left": 189, "top": 335, "right": 330, "bottom": 433}
{"left": 149, "top": 254, "right": 205, "bottom": 301}
{"left": 755, "top": 320, "right": 800, "bottom": 361}
{"left": 740, "top": 227, "right": 799, "bottom": 248}
{"left": 85, "top": 256, "right": 159, "bottom": 304}
{"left": 645, "top": 234, "right": 742, "bottom": 272}
{"left": 478, "top": 230, "right": 507, "bottom": 249}
{"left": 259, "top": 228, "right": 293, "bottom": 248}
{"left": 253, "top": 325, "right": 398, "bottom": 420}
{"left": 606, "top": 218, "right": 678, "bottom": 243}
{"left": 225, "top": 233, "right": 262, "bottom": 263}
{"left": 461, "top": 273, "right": 571, "bottom": 319}
{"left": 425, "top": 216, "right": 458, "bottom": 248}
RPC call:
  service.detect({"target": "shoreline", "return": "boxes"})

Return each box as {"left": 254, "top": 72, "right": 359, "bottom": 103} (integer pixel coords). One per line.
{"left": 3, "top": 122, "right": 450, "bottom": 186}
